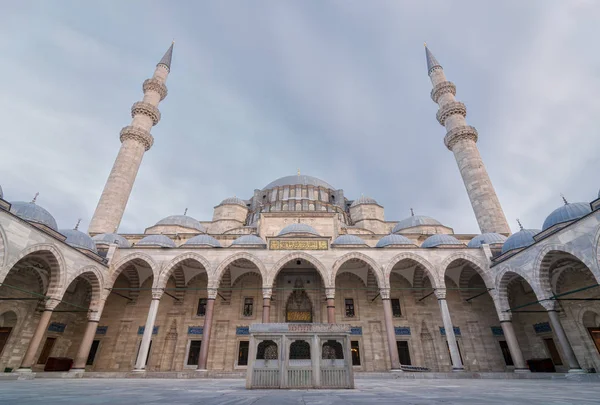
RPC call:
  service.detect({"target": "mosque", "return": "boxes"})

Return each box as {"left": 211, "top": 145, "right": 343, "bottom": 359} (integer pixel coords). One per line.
{"left": 0, "top": 43, "right": 599, "bottom": 376}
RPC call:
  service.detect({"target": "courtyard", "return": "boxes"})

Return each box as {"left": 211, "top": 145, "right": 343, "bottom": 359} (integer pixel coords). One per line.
{"left": 1, "top": 378, "right": 599, "bottom": 404}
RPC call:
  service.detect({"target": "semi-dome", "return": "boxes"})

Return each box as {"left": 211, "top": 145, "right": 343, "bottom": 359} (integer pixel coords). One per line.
{"left": 155, "top": 214, "right": 205, "bottom": 232}
{"left": 92, "top": 233, "right": 131, "bottom": 248}
{"left": 218, "top": 197, "right": 247, "bottom": 207}
{"left": 350, "top": 196, "right": 378, "bottom": 207}
{"left": 332, "top": 234, "right": 367, "bottom": 246}
{"left": 376, "top": 234, "right": 414, "bottom": 248}
{"left": 467, "top": 233, "right": 508, "bottom": 248}
{"left": 421, "top": 234, "right": 463, "bottom": 248}
{"left": 60, "top": 229, "right": 98, "bottom": 253}
{"left": 231, "top": 234, "right": 266, "bottom": 247}
{"left": 278, "top": 223, "right": 320, "bottom": 237}
{"left": 184, "top": 234, "right": 221, "bottom": 248}
{"left": 263, "top": 175, "right": 334, "bottom": 190}
{"left": 10, "top": 201, "right": 58, "bottom": 231}
{"left": 542, "top": 202, "right": 591, "bottom": 231}
{"left": 501, "top": 229, "right": 540, "bottom": 254}
{"left": 393, "top": 215, "right": 442, "bottom": 233}
{"left": 136, "top": 234, "right": 176, "bottom": 248}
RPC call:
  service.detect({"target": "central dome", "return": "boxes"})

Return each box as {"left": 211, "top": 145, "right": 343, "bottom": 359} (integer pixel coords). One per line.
{"left": 263, "top": 175, "right": 334, "bottom": 190}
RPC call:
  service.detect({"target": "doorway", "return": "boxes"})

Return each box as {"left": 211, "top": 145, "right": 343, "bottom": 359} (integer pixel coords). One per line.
{"left": 37, "top": 337, "right": 56, "bottom": 365}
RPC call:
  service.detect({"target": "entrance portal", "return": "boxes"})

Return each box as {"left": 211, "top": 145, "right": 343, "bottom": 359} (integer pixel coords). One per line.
{"left": 286, "top": 278, "right": 313, "bottom": 323}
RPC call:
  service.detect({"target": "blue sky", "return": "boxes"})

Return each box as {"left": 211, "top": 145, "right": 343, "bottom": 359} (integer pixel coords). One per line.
{"left": 0, "top": 0, "right": 599, "bottom": 234}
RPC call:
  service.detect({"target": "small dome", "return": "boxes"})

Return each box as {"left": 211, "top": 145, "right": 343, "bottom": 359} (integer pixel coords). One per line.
{"left": 263, "top": 175, "right": 334, "bottom": 190}
{"left": 467, "top": 233, "right": 508, "bottom": 248}
{"left": 501, "top": 229, "right": 540, "bottom": 254}
{"left": 332, "top": 234, "right": 367, "bottom": 246}
{"left": 350, "top": 196, "right": 378, "bottom": 207}
{"left": 10, "top": 201, "right": 58, "bottom": 231}
{"left": 60, "top": 229, "right": 98, "bottom": 253}
{"left": 393, "top": 215, "right": 442, "bottom": 233}
{"left": 376, "top": 234, "right": 414, "bottom": 248}
{"left": 92, "top": 233, "right": 131, "bottom": 248}
{"left": 218, "top": 197, "right": 247, "bottom": 207}
{"left": 231, "top": 234, "right": 266, "bottom": 246}
{"left": 421, "top": 234, "right": 463, "bottom": 248}
{"left": 542, "top": 202, "right": 591, "bottom": 231}
{"left": 278, "top": 223, "right": 320, "bottom": 237}
{"left": 155, "top": 215, "right": 205, "bottom": 232}
{"left": 136, "top": 234, "right": 176, "bottom": 248}
{"left": 184, "top": 234, "right": 221, "bottom": 248}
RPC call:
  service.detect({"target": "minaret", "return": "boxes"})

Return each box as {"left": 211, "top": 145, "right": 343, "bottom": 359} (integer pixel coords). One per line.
{"left": 426, "top": 45, "right": 510, "bottom": 235}
{"left": 88, "top": 43, "right": 173, "bottom": 235}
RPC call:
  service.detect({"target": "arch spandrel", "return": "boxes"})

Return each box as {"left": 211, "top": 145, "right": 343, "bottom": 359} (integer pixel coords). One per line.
{"left": 109, "top": 252, "right": 159, "bottom": 289}
{"left": 267, "top": 252, "right": 329, "bottom": 288}
{"left": 384, "top": 252, "right": 440, "bottom": 289}
{"left": 331, "top": 252, "right": 384, "bottom": 288}
{"left": 212, "top": 252, "right": 267, "bottom": 289}
{"left": 156, "top": 252, "right": 212, "bottom": 289}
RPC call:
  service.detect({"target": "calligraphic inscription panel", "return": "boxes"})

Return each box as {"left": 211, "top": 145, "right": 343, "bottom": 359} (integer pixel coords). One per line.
{"left": 269, "top": 239, "right": 328, "bottom": 250}
{"left": 287, "top": 311, "right": 312, "bottom": 322}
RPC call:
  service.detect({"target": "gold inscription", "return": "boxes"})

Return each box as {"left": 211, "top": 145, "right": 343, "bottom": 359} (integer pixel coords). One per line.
{"left": 269, "top": 239, "right": 328, "bottom": 250}
{"left": 287, "top": 311, "right": 312, "bottom": 322}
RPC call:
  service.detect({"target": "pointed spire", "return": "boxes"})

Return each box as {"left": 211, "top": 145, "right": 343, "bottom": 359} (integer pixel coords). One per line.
{"left": 561, "top": 194, "right": 569, "bottom": 205}
{"left": 410, "top": 208, "right": 414, "bottom": 216}
{"left": 424, "top": 44, "right": 442, "bottom": 75}
{"left": 31, "top": 192, "right": 39, "bottom": 204}
{"left": 516, "top": 218, "right": 524, "bottom": 231}
{"left": 74, "top": 218, "right": 81, "bottom": 230}
{"left": 157, "top": 41, "right": 174, "bottom": 72}
{"left": 184, "top": 208, "right": 188, "bottom": 216}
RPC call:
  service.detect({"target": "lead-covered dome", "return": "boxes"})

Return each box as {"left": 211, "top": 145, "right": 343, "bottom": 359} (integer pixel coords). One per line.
{"left": 376, "top": 234, "right": 414, "bottom": 248}
{"left": 421, "top": 234, "right": 463, "bottom": 248}
{"left": 184, "top": 234, "right": 221, "bottom": 248}
{"left": 218, "top": 197, "right": 247, "bottom": 207}
{"left": 155, "top": 215, "right": 205, "bottom": 232}
{"left": 136, "top": 234, "right": 176, "bottom": 248}
{"left": 350, "top": 196, "right": 378, "bottom": 207}
{"left": 231, "top": 234, "right": 266, "bottom": 247}
{"left": 92, "top": 233, "right": 131, "bottom": 248}
{"left": 263, "top": 175, "right": 334, "bottom": 190}
{"left": 332, "top": 234, "right": 367, "bottom": 246}
{"left": 278, "top": 223, "right": 320, "bottom": 237}
{"left": 501, "top": 229, "right": 540, "bottom": 254}
{"left": 467, "top": 233, "right": 508, "bottom": 248}
{"left": 542, "top": 202, "right": 591, "bottom": 231}
{"left": 60, "top": 229, "right": 98, "bottom": 253}
{"left": 393, "top": 215, "right": 442, "bottom": 233}
{"left": 10, "top": 201, "right": 58, "bottom": 231}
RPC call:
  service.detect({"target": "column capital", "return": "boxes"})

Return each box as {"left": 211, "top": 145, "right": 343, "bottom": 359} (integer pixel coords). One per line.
{"left": 379, "top": 288, "right": 391, "bottom": 300}
{"left": 45, "top": 299, "right": 60, "bottom": 311}
{"left": 151, "top": 290, "right": 163, "bottom": 300}
{"left": 325, "top": 288, "right": 335, "bottom": 300}
{"left": 434, "top": 289, "right": 446, "bottom": 300}
{"left": 540, "top": 299, "right": 558, "bottom": 311}
{"left": 87, "top": 311, "right": 102, "bottom": 322}
{"left": 262, "top": 287, "right": 273, "bottom": 300}
{"left": 207, "top": 288, "right": 218, "bottom": 300}
{"left": 498, "top": 311, "right": 513, "bottom": 322}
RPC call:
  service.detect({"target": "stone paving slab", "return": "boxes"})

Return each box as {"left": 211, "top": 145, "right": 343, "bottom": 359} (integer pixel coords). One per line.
{"left": 1, "top": 378, "right": 600, "bottom": 404}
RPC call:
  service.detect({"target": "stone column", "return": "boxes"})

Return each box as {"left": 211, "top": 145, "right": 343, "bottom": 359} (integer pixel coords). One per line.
{"left": 326, "top": 288, "right": 335, "bottom": 324}
{"left": 71, "top": 310, "right": 103, "bottom": 371}
{"left": 262, "top": 288, "right": 272, "bottom": 323}
{"left": 197, "top": 288, "right": 217, "bottom": 370}
{"left": 133, "top": 290, "right": 162, "bottom": 371}
{"left": 544, "top": 303, "right": 585, "bottom": 372}
{"left": 380, "top": 288, "right": 400, "bottom": 370}
{"left": 17, "top": 300, "right": 58, "bottom": 371}
{"left": 436, "top": 289, "right": 464, "bottom": 371}
{"left": 499, "top": 316, "right": 529, "bottom": 372}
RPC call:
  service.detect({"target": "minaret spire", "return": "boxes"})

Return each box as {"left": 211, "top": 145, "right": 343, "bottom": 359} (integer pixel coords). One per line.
{"left": 88, "top": 43, "right": 173, "bottom": 235}
{"left": 426, "top": 45, "right": 510, "bottom": 235}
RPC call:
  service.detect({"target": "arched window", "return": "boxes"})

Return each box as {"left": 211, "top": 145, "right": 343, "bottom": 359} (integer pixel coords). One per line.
{"left": 289, "top": 340, "right": 311, "bottom": 360}
{"left": 257, "top": 340, "right": 278, "bottom": 360}
{"left": 321, "top": 340, "right": 343, "bottom": 359}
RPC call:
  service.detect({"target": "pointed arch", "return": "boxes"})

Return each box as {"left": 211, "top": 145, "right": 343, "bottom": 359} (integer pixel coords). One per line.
{"left": 441, "top": 252, "right": 494, "bottom": 298}
{"left": 213, "top": 252, "right": 266, "bottom": 289}
{"left": 384, "top": 252, "right": 439, "bottom": 289}
{"left": 0, "top": 224, "right": 7, "bottom": 269}
{"left": 267, "top": 252, "right": 329, "bottom": 288}
{"left": 331, "top": 252, "right": 384, "bottom": 288}
{"left": 156, "top": 252, "right": 211, "bottom": 289}
{"left": 495, "top": 268, "right": 540, "bottom": 314}
{"left": 62, "top": 265, "right": 104, "bottom": 312}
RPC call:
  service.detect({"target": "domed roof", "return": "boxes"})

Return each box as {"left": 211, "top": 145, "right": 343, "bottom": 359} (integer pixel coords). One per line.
{"left": 350, "top": 196, "right": 378, "bottom": 207}
{"left": 231, "top": 234, "right": 266, "bottom": 246}
{"left": 155, "top": 215, "right": 205, "bottom": 232}
{"left": 421, "top": 234, "right": 463, "bottom": 248}
{"left": 332, "top": 234, "right": 367, "bottom": 246}
{"left": 278, "top": 223, "right": 320, "bottom": 237}
{"left": 184, "top": 234, "right": 221, "bottom": 248}
{"left": 10, "top": 201, "right": 58, "bottom": 231}
{"left": 393, "top": 215, "right": 442, "bottom": 233}
{"left": 136, "top": 234, "right": 176, "bottom": 248}
{"left": 376, "top": 234, "right": 414, "bottom": 248}
{"left": 501, "top": 229, "right": 540, "bottom": 254}
{"left": 467, "top": 233, "right": 508, "bottom": 248}
{"left": 263, "top": 175, "right": 334, "bottom": 190}
{"left": 218, "top": 197, "right": 247, "bottom": 207}
{"left": 60, "top": 229, "right": 98, "bottom": 253}
{"left": 542, "top": 202, "right": 591, "bottom": 231}
{"left": 92, "top": 233, "right": 131, "bottom": 248}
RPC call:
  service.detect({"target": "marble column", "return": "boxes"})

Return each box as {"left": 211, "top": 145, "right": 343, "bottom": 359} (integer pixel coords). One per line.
{"left": 499, "top": 318, "right": 529, "bottom": 372}
{"left": 17, "top": 300, "right": 59, "bottom": 371}
{"left": 380, "top": 288, "right": 400, "bottom": 370}
{"left": 436, "top": 289, "right": 464, "bottom": 371}
{"left": 71, "top": 310, "right": 103, "bottom": 371}
{"left": 262, "top": 288, "right": 272, "bottom": 323}
{"left": 326, "top": 288, "right": 335, "bottom": 324}
{"left": 133, "top": 290, "right": 162, "bottom": 371}
{"left": 197, "top": 288, "right": 217, "bottom": 370}
{"left": 544, "top": 304, "right": 585, "bottom": 372}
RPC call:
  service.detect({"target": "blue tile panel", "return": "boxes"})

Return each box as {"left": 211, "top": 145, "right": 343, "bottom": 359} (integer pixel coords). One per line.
{"left": 138, "top": 326, "right": 159, "bottom": 335}
{"left": 236, "top": 326, "right": 249, "bottom": 335}
{"left": 439, "top": 326, "right": 461, "bottom": 336}
{"left": 96, "top": 326, "right": 108, "bottom": 335}
{"left": 533, "top": 322, "right": 552, "bottom": 334}
{"left": 188, "top": 326, "right": 204, "bottom": 335}
{"left": 394, "top": 327, "right": 411, "bottom": 336}
{"left": 48, "top": 322, "right": 66, "bottom": 333}
{"left": 350, "top": 327, "right": 362, "bottom": 335}
{"left": 491, "top": 326, "right": 504, "bottom": 336}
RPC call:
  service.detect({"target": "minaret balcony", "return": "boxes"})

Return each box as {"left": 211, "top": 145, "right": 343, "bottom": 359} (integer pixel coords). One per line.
{"left": 444, "top": 125, "right": 478, "bottom": 150}
{"left": 430, "top": 81, "right": 456, "bottom": 103}
{"left": 143, "top": 78, "right": 168, "bottom": 101}
{"left": 131, "top": 101, "right": 161, "bottom": 126}
{"left": 120, "top": 126, "right": 154, "bottom": 151}
{"left": 436, "top": 101, "right": 466, "bottom": 126}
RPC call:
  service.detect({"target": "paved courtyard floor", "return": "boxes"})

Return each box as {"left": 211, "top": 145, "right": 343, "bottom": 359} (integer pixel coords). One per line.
{"left": 1, "top": 378, "right": 599, "bottom": 404}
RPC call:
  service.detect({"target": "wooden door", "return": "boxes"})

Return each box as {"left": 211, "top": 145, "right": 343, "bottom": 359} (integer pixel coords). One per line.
{"left": 0, "top": 327, "right": 13, "bottom": 356}
{"left": 37, "top": 337, "right": 56, "bottom": 364}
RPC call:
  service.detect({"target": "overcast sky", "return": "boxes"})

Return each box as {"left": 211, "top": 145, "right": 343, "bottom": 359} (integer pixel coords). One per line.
{"left": 0, "top": 0, "right": 598, "bottom": 235}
